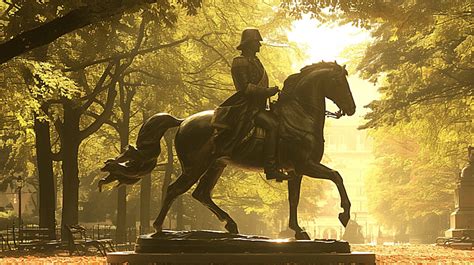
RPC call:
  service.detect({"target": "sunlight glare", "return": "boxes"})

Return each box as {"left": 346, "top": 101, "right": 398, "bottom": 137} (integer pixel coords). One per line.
{"left": 287, "top": 16, "right": 371, "bottom": 65}
{"left": 286, "top": 16, "right": 377, "bottom": 117}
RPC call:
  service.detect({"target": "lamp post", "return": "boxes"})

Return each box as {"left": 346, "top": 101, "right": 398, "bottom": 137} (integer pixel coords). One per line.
{"left": 15, "top": 175, "right": 24, "bottom": 239}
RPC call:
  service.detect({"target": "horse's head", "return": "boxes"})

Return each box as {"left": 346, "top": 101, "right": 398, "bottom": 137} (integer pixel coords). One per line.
{"left": 297, "top": 61, "right": 356, "bottom": 116}
{"left": 324, "top": 63, "right": 356, "bottom": 116}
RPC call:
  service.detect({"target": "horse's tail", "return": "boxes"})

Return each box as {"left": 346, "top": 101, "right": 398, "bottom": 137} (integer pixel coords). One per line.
{"left": 98, "top": 113, "right": 183, "bottom": 191}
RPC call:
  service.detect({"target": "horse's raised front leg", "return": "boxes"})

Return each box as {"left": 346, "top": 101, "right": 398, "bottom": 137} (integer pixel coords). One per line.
{"left": 287, "top": 172, "right": 310, "bottom": 240}
{"left": 302, "top": 162, "right": 351, "bottom": 227}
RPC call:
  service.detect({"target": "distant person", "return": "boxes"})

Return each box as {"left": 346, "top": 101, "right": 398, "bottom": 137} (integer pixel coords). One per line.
{"left": 342, "top": 219, "right": 365, "bottom": 244}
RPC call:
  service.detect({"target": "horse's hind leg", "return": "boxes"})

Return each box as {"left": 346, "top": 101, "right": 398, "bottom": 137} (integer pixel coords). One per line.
{"left": 287, "top": 172, "right": 310, "bottom": 240}
{"left": 191, "top": 162, "right": 239, "bottom": 234}
{"left": 152, "top": 168, "right": 203, "bottom": 234}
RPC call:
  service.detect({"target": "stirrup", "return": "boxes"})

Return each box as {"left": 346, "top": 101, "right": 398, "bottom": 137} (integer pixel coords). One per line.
{"left": 265, "top": 170, "right": 292, "bottom": 182}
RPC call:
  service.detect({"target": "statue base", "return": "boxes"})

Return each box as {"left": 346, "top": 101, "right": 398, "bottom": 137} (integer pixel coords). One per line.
{"left": 106, "top": 230, "right": 375, "bottom": 264}
{"left": 107, "top": 251, "right": 376, "bottom": 264}
{"left": 445, "top": 228, "right": 474, "bottom": 238}
{"left": 444, "top": 180, "right": 474, "bottom": 239}
{"left": 135, "top": 230, "right": 350, "bottom": 253}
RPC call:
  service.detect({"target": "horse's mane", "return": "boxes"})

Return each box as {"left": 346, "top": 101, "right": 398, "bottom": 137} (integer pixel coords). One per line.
{"left": 300, "top": 61, "right": 345, "bottom": 73}
{"left": 280, "top": 61, "right": 345, "bottom": 98}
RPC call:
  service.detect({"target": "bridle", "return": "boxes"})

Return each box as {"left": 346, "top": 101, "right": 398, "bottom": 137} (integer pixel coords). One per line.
{"left": 325, "top": 110, "right": 344, "bottom": 119}
{"left": 325, "top": 66, "right": 350, "bottom": 119}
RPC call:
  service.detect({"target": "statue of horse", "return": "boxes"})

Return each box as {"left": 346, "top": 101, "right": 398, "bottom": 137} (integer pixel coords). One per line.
{"left": 99, "top": 61, "right": 356, "bottom": 240}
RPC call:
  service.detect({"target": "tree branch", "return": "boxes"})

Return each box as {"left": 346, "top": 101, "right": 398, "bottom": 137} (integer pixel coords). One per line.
{"left": 85, "top": 111, "right": 119, "bottom": 131}
{"left": 78, "top": 15, "right": 146, "bottom": 141}
{"left": 79, "top": 84, "right": 117, "bottom": 141}
{"left": 53, "top": 118, "right": 64, "bottom": 141}
{"left": 79, "top": 62, "right": 114, "bottom": 110}
{"left": 51, "top": 150, "right": 62, "bottom": 161}
{"left": 192, "top": 35, "right": 230, "bottom": 68}
{"left": 0, "top": 0, "right": 158, "bottom": 64}
{"left": 64, "top": 36, "right": 190, "bottom": 71}
{"left": 125, "top": 69, "right": 162, "bottom": 80}
{"left": 78, "top": 62, "right": 134, "bottom": 141}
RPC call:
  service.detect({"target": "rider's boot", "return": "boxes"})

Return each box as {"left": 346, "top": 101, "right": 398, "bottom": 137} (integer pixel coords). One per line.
{"left": 263, "top": 129, "right": 291, "bottom": 181}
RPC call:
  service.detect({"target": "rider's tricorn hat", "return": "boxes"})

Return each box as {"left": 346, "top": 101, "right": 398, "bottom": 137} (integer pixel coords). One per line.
{"left": 236, "top": 28, "right": 263, "bottom": 50}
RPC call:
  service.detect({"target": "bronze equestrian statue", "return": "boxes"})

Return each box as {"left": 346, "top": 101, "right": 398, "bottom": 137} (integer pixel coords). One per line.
{"left": 99, "top": 30, "right": 356, "bottom": 240}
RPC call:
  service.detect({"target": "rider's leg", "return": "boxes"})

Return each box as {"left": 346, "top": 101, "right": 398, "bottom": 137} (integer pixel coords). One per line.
{"left": 254, "top": 111, "right": 290, "bottom": 181}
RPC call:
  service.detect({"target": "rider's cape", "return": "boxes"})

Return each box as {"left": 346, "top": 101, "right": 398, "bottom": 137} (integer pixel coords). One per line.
{"left": 211, "top": 67, "right": 268, "bottom": 156}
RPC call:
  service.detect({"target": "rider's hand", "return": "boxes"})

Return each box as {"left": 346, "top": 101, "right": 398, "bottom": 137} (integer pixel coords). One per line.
{"left": 265, "top": 86, "right": 280, "bottom": 96}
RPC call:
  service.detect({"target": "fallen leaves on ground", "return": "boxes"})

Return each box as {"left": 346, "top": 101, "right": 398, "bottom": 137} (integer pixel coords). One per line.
{"left": 353, "top": 244, "right": 474, "bottom": 264}
{"left": 0, "top": 255, "right": 106, "bottom": 265}
{"left": 0, "top": 244, "right": 472, "bottom": 264}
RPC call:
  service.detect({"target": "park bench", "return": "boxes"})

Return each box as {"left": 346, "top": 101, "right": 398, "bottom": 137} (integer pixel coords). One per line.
{"left": 16, "top": 227, "right": 61, "bottom": 251}
{"left": 436, "top": 236, "right": 474, "bottom": 250}
{"left": 65, "top": 224, "right": 115, "bottom": 256}
{"left": 0, "top": 232, "right": 11, "bottom": 251}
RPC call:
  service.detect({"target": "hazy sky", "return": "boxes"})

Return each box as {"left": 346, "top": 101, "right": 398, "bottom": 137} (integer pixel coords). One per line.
{"left": 287, "top": 16, "right": 371, "bottom": 64}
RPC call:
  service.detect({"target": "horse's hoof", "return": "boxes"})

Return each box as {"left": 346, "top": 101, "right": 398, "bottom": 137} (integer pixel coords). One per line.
{"left": 150, "top": 225, "right": 164, "bottom": 238}
{"left": 338, "top": 212, "right": 350, "bottom": 227}
{"left": 98, "top": 180, "right": 105, "bottom": 192}
{"left": 97, "top": 178, "right": 114, "bottom": 192}
{"left": 224, "top": 222, "right": 239, "bottom": 234}
{"left": 150, "top": 231, "right": 164, "bottom": 238}
{"left": 266, "top": 171, "right": 292, "bottom": 182}
{"left": 295, "top": 231, "right": 311, "bottom": 240}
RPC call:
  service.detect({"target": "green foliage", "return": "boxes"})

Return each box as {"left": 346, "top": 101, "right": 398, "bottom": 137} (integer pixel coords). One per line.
{"left": 0, "top": 63, "right": 36, "bottom": 177}
{"left": 21, "top": 59, "right": 80, "bottom": 102}
{"left": 367, "top": 95, "right": 471, "bottom": 228}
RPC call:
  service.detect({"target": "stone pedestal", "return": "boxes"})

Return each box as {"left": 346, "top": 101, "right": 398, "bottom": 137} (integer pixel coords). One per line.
{"left": 445, "top": 179, "right": 474, "bottom": 238}
{"left": 106, "top": 230, "right": 376, "bottom": 264}
{"left": 107, "top": 251, "right": 376, "bottom": 265}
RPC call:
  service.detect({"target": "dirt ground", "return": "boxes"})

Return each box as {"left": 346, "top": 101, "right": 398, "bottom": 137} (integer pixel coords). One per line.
{"left": 352, "top": 244, "right": 474, "bottom": 264}
{"left": 0, "top": 244, "right": 472, "bottom": 264}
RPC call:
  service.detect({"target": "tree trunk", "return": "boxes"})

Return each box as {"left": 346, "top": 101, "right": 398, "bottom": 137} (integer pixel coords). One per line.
{"left": 115, "top": 133, "right": 128, "bottom": 243}
{"left": 56, "top": 63, "right": 117, "bottom": 242}
{"left": 34, "top": 113, "right": 56, "bottom": 239}
{"left": 175, "top": 196, "right": 184, "bottom": 230}
{"left": 60, "top": 101, "right": 81, "bottom": 241}
{"left": 20, "top": 45, "right": 56, "bottom": 239}
{"left": 116, "top": 185, "right": 127, "bottom": 243}
{"left": 140, "top": 173, "right": 151, "bottom": 233}
{"left": 116, "top": 87, "right": 131, "bottom": 243}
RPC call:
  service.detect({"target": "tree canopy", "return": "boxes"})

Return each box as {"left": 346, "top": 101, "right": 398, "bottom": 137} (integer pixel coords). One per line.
{"left": 0, "top": 0, "right": 202, "bottom": 64}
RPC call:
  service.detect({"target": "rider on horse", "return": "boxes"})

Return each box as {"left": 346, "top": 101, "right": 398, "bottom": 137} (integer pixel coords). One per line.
{"left": 212, "top": 28, "right": 289, "bottom": 181}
